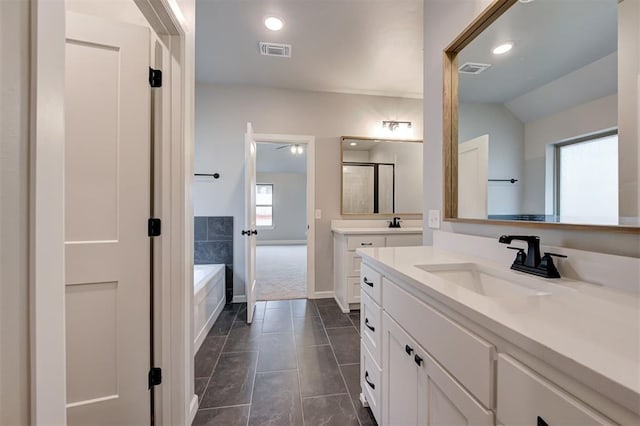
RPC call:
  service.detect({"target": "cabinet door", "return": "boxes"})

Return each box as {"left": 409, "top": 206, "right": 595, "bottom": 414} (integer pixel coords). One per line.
{"left": 383, "top": 313, "right": 419, "bottom": 426}
{"left": 497, "top": 354, "right": 613, "bottom": 426}
{"left": 417, "top": 348, "right": 494, "bottom": 426}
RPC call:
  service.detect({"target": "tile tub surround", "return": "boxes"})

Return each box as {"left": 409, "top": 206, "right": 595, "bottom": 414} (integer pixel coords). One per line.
{"left": 195, "top": 216, "right": 233, "bottom": 302}
{"left": 192, "top": 299, "right": 377, "bottom": 426}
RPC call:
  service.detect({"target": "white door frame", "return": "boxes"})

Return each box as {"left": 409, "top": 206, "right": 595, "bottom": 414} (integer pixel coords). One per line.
{"left": 29, "top": 0, "right": 195, "bottom": 423}
{"left": 252, "top": 133, "right": 316, "bottom": 299}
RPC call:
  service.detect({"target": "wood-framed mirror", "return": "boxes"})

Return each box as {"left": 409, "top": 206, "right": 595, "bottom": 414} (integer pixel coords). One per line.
{"left": 443, "top": 0, "right": 639, "bottom": 233}
{"left": 341, "top": 136, "right": 423, "bottom": 216}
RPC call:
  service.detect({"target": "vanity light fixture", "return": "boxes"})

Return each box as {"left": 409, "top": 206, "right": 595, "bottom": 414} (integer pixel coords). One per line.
{"left": 492, "top": 42, "right": 513, "bottom": 55}
{"left": 289, "top": 144, "right": 303, "bottom": 155}
{"left": 264, "top": 16, "right": 284, "bottom": 31}
{"left": 382, "top": 121, "right": 412, "bottom": 132}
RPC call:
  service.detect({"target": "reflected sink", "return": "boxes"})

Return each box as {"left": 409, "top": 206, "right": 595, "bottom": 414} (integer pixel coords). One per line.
{"left": 415, "top": 263, "right": 555, "bottom": 298}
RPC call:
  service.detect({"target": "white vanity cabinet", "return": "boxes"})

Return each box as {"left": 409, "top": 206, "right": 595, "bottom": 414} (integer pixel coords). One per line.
{"left": 358, "top": 258, "right": 633, "bottom": 426}
{"left": 382, "top": 312, "right": 493, "bottom": 426}
{"left": 332, "top": 224, "right": 422, "bottom": 313}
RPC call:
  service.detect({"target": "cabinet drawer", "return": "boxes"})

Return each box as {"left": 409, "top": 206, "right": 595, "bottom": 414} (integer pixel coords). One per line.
{"left": 386, "top": 234, "right": 422, "bottom": 247}
{"left": 347, "top": 235, "right": 385, "bottom": 251}
{"left": 346, "top": 251, "right": 362, "bottom": 276}
{"left": 360, "top": 264, "right": 382, "bottom": 305}
{"left": 347, "top": 277, "right": 361, "bottom": 303}
{"left": 497, "top": 354, "right": 614, "bottom": 426}
{"left": 384, "top": 280, "right": 494, "bottom": 408}
{"left": 361, "top": 342, "right": 381, "bottom": 423}
{"left": 361, "top": 291, "right": 381, "bottom": 366}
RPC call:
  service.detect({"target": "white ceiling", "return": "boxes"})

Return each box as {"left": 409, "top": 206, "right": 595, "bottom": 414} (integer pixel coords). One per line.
{"left": 195, "top": 0, "right": 424, "bottom": 98}
{"left": 458, "top": 0, "right": 618, "bottom": 106}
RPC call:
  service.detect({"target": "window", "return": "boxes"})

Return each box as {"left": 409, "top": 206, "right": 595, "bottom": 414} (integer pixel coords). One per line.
{"left": 256, "top": 184, "right": 273, "bottom": 227}
{"left": 555, "top": 131, "right": 618, "bottom": 223}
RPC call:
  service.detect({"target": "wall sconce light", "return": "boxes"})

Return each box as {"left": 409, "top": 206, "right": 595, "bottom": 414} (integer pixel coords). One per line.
{"left": 382, "top": 120, "right": 412, "bottom": 132}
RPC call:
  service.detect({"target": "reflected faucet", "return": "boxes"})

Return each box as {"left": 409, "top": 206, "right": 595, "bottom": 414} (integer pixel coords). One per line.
{"left": 389, "top": 217, "right": 402, "bottom": 228}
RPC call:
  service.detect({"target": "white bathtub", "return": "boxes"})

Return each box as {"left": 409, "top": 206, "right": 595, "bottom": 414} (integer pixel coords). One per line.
{"left": 193, "top": 264, "right": 225, "bottom": 353}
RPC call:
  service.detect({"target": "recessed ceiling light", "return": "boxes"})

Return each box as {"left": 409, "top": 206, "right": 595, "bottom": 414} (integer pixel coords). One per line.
{"left": 350, "top": 142, "right": 357, "bottom": 146}
{"left": 492, "top": 42, "right": 513, "bottom": 55}
{"left": 264, "top": 16, "right": 284, "bottom": 31}
{"left": 518, "top": 0, "right": 535, "bottom": 3}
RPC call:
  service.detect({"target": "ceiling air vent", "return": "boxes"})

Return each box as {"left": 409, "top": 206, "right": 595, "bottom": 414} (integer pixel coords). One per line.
{"left": 458, "top": 62, "right": 491, "bottom": 74}
{"left": 259, "top": 42, "right": 292, "bottom": 58}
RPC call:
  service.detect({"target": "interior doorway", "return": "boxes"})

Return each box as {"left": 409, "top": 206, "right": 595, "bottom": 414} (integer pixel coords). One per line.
{"left": 255, "top": 142, "right": 308, "bottom": 300}
{"left": 252, "top": 134, "right": 315, "bottom": 300}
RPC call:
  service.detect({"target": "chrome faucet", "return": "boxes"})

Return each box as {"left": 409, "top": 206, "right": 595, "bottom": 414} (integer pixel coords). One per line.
{"left": 498, "top": 235, "right": 567, "bottom": 278}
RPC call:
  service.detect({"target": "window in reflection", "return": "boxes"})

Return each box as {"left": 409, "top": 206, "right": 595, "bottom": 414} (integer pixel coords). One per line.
{"left": 556, "top": 132, "right": 618, "bottom": 223}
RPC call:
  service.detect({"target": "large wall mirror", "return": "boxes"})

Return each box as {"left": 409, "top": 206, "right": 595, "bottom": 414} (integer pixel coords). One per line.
{"left": 444, "top": 0, "right": 639, "bottom": 232}
{"left": 341, "top": 136, "right": 423, "bottom": 215}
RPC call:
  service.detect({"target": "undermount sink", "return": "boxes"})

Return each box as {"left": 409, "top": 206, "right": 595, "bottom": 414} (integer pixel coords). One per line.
{"left": 415, "top": 262, "right": 558, "bottom": 298}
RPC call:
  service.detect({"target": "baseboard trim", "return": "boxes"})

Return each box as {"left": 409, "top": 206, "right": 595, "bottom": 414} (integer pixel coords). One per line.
{"left": 188, "top": 394, "right": 199, "bottom": 425}
{"left": 257, "top": 240, "right": 307, "bottom": 246}
{"left": 309, "top": 291, "right": 335, "bottom": 300}
{"left": 334, "top": 296, "right": 350, "bottom": 313}
{"left": 232, "top": 295, "right": 247, "bottom": 303}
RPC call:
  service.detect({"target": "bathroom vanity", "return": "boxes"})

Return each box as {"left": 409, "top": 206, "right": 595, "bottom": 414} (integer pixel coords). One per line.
{"left": 331, "top": 220, "right": 422, "bottom": 312}
{"left": 356, "top": 236, "right": 640, "bottom": 425}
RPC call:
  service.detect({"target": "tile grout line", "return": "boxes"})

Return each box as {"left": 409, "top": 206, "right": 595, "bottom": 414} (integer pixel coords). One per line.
{"left": 245, "top": 305, "right": 262, "bottom": 426}
{"left": 319, "top": 300, "right": 365, "bottom": 426}
{"left": 292, "top": 302, "right": 307, "bottom": 426}
{"left": 300, "top": 392, "right": 351, "bottom": 400}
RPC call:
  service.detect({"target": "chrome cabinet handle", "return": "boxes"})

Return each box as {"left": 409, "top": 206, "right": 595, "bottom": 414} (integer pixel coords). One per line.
{"left": 365, "top": 318, "right": 375, "bottom": 332}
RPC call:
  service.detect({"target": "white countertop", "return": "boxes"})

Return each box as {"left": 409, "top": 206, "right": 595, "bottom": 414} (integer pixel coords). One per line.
{"left": 331, "top": 226, "right": 423, "bottom": 235}
{"left": 357, "top": 246, "right": 640, "bottom": 413}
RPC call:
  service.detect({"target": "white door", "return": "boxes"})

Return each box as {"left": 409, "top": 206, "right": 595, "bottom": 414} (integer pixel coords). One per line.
{"left": 458, "top": 135, "right": 489, "bottom": 218}
{"left": 244, "top": 123, "right": 258, "bottom": 323}
{"left": 65, "top": 12, "right": 151, "bottom": 424}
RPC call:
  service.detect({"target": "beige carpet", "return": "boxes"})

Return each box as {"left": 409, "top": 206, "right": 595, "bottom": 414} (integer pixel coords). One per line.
{"left": 256, "top": 244, "right": 307, "bottom": 301}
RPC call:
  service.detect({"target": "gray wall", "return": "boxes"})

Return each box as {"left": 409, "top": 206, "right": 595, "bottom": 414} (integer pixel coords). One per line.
{"left": 256, "top": 172, "right": 308, "bottom": 242}
{"left": 522, "top": 94, "right": 617, "bottom": 214}
{"left": 423, "top": 0, "right": 640, "bottom": 258}
{"left": 459, "top": 103, "right": 525, "bottom": 215}
{"left": 1, "top": 1, "right": 30, "bottom": 423}
{"left": 194, "top": 83, "right": 423, "bottom": 296}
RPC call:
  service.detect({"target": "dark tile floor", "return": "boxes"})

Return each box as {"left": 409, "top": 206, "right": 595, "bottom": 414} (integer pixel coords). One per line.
{"left": 193, "top": 299, "right": 377, "bottom": 426}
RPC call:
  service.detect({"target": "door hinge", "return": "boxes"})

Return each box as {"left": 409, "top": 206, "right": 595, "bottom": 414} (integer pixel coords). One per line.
{"left": 148, "top": 218, "right": 161, "bottom": 237}
{"left": 148, "top": 367, "right": 162, "bottom": 388}
{"left": 149, "top": 67, "right": 162, "bottom": 88}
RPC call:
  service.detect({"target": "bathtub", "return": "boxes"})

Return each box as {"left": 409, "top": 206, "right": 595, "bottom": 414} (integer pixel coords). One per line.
{"left": 193, "top": 264, "right": 225, "bottom": 353}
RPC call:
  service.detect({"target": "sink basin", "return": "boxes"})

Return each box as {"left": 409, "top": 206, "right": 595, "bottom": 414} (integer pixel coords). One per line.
{"left": 415, "top": 263, "right": 555, "bottom": 298}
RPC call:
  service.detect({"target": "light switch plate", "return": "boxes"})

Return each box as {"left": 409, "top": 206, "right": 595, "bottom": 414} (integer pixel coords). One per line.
{"left": 428, "top": 210, "right": 440, "bottom": 229}
{"left": 315, "top": 209, "right": 322, "bottom": 219}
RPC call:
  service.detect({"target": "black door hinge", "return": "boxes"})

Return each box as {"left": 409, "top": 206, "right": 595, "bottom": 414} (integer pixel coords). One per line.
{"left": 149, "top": 67, "right": 162, "bottom": 88}
{"left": 148, "top": 218, "right": 161, "bottom": 237}
{"left": 148, "top": 367, "right": 162, "bottom": 388}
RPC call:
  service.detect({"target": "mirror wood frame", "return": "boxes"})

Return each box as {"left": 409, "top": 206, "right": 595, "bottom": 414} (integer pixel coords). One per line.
{"left": 340, "top": 135, "right": 423, "bottom": 217}
{"left": 443, "top": 0, "right": 639, "bottom": 234}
